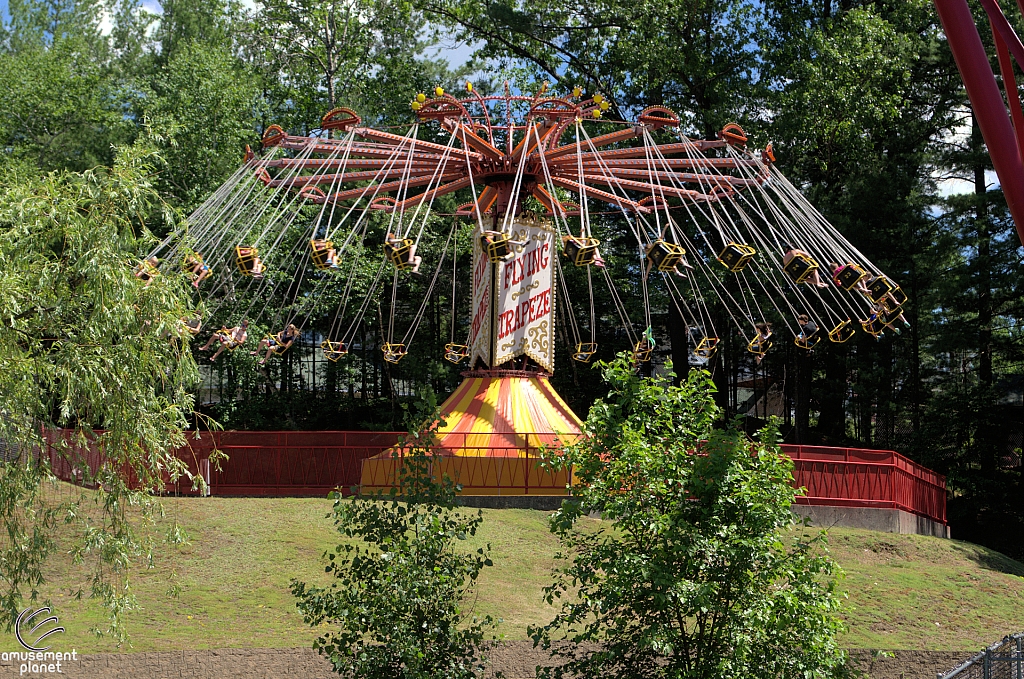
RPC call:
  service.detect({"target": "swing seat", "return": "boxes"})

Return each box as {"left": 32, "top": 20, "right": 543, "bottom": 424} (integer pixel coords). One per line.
{"left": 235, "top": 246, "right": 259, "bottom": 275}
{"left": 444, "top": 343, "right": 469, "bottom": 364}
{"left": 747, "top": 336, "right": 772, "bottom": 356}
{"left": 482, "top": 234, "right": 513, "bottom": 263}
{"left": 794, "top": 333, "right": 820, "bottom": 351}
{"left": 645, "top": 239, "right": 685, "bottom": 272}
{"left": 827, "top": 320, "right": 856, "bottom": 343}
{"left": 861, "top": 317, "right": 886, "bottom": 337}
{"left": 882, "top": 285, "right": 908, "bottom": 312}
{"left": 264, "top": 332, "right": 292, "bottom": 356}
{"left": 182, "top": 252, "right": 204, "bottom": 271}
{"left": 835, "top": 263, "right": 868, "bottom": 291}
{"left": 382, "top": 343, "right": 407, "bottom": 363}
{"left": 572, "top": 342, "right": 598, "bottom": 363}
{"left": 694, "top": 337, "right": 719, "bottom": 359}
{"left": 216, "top": 327, "right": 244, "bottom": 350}
{"left": 632, "top": 341, "right": 653, "bottom": 363}
{"left": 320, "top": 340, "right": 348, "bottom": 362}
{"left": 563, "top": 238, "right": 601, "bottom": 266}
{"left": 783, "top": 253, "right": 819, "bottom": 284}
{"left": 384, "top": 239, "right": 414, "bottom": 270}
{"left": 310, "top": 239, "right": 335, "bottom": 270}
{"left": 880, "top": 307, "right": 904, "bottom": 327}
{"left": 717, "top": 243, "right": 756, "bottom": 272}
{"left": 135, "top": 260, "right": 159, "bottom": 282}
{"left": 867, "top": 275, "right": 895, "bottom": 303}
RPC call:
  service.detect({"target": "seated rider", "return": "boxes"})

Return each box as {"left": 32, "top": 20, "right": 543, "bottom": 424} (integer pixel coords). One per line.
{"left": 751, "top": 321, "right": 772, "bottom": 364}
{"left": 782, "top": 244, "right": 828, "bottom": 288}
{"left": 199, "top": 320, "right": 248, "bottom": 361}
{"left": 253, "top": 323, "right": 300, "bottom": 364}
{"left": 181, "top": 316, "right": 202, "bottom": 336}
{"left": 828, "top": 262, "right": 871, "bottom": 295}
{"left": 312, "top": 240, "right": 340, "bottom": 268}
{"left": 796, "top": 314, "right": 818, "bottom": 340}
{"left": 134, "top": 256, "right": 160, "bottom": 285}
{"left": 385, "top": 232, "right": 422, "bottom": 273}
{"left": 186, "top": 254, "right": 212, "bottom": 288}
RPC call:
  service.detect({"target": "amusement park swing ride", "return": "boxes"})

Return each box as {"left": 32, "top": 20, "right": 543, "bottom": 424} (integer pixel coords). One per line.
{"left": 147, "top": 82, "right": 910, "bottom": 479}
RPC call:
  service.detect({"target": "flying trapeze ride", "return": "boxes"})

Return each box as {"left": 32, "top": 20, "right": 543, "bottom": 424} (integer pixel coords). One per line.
{"left": 145, "top": 81, "right": 911, "bottom": 373}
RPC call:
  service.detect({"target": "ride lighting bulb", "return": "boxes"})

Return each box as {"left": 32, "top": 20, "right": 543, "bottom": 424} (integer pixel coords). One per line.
{"left": 593, "top": 93, "right": 604, "bottom": 104}
{"left": 600, "top": 100, "right": 610, "bottom": 111}
{"left": 416, "top": 93, "right": 426, "bottom": 103}
{"left": 411, "top": 101, "right": 421, "bottom": 111}
{"left": 435, "top": 86, "right": 445, "bottom": 97}
{"left": 466, "top": 81, "right": 473, "bottom": 92}
{"left": 572, "top": 86, "right": 582, "bottom": 98}
{"left": 592, "top": 109, "right": 602, "bottom": 118}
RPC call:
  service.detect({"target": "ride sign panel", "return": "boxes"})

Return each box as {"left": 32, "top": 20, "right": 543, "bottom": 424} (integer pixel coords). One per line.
{"left": 494, "top": 220, "right": 556, "bottom": 372}
{"left": 467, "top": 231, "right": 492, "bottom": 368}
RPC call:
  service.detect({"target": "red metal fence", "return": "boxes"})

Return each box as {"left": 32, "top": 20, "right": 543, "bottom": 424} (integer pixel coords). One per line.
{"left": 41, "top": 431, "right": 946, "bottom": 524}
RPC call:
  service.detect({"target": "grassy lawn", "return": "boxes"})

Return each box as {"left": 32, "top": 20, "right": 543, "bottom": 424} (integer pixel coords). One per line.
{"left": 2, "top": 488, "right": 1022, "bottom": 653}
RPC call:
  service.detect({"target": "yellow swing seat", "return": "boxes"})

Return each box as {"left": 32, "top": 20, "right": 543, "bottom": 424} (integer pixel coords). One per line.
{"left": 694, "top": 336, "right": 719, "bottom": 359}
{"left": 783, "top": 252, "right": 819, "bottom": 284}
{"left": 861, "top": 316, "right": 886, "bottom": 337}
{"left": 866, "top": 275, "right": 895, "bottom": 303}
{"left": 633, "top": 340, "right": 654, "bottom": 363}
{"left": 310, "top": 239, "right": 335, "bottom": 270}
{"left": 835, "top": 263, "right": 868, "bottom": 291}
{"left": 264, "top": 332, "right": 293, "bottom": 356}
{"left": 235, "top": 246, "right": 259, "bottom": 275}
{"left": 794, "top": 333, "right": 821, "bottom": 350}
{"left": 717, "top": 243, "right": 756, "bottom": 272}
{"left": 563, "top": 237, "right": 601, "bottom": 266}
{"left": 215, "top": 327, "right": 244, "bottom": 350}
{"left": 444, "top": 343, "right": 469, "bottom": 364}
{"left": 882, "top": 285, "right": 908, "bottom": 312}
{"left": 382, "top": 343, "right": 407, "bottom": 363}
{"left": 482, "top": 234, "right": 513, "bottom": 263}
{"left": 572, "top": 342, "right": 598, "bottom": 363}
{"left": 320, "top": 340, "right": 348, "bottom": 362}
{"left": 384, "top": 239, "right": 414, "bottom": 270}
{"left": 747, "top": 336, "right": 772, "bottom": 356}
{"left": 828, "top": 320, "right": 856, "bottom": 343}
{"left": 645, "top": 239, "right": 685, "bottom": 272}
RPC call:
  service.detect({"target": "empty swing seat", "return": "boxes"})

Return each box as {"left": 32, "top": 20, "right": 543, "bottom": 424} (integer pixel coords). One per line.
{"left": 572, "top": 342, "right": 598, "bottom": 363}
{"left": 310, "top": 239, "right": 335, "bottom": 269}
{"left": 835, "top": 263, "right": 868, "bottom": 291}
{"left": 482, "top": 234, "right": 513, "bottom": 263}
{"left": 717, "top": 243, "right": 756, "bottom": 272}
{"left": 783, "top": 253, "right": 819, "bottom": 284}
{"left": 235, "top": 246, "right": 259, "bottom": 275}
{"left": 564, "top": 238, "right": 601, "bottom": 266}
{"left": 444, "top": 343, "right": 469, "bottom": 364}
{"left": 320, "top": 340, "right": 348, "bottom": 362}
{"left": 694, "top": 336, "right": 719, "bottom": 359}
{"left": 645, "top": 240, "right": 686, "bottom": 272}
{"left": 867, "top": 275, "right": 895, "bottom": 303}
{"left": 827, "top": 320, "right": 856, "bottom": 343}
{"left": 384, "top": 239, "right": 414, "bottom": 269}
{"left": 382, "top": 343, "right": 407, "bottom": 363}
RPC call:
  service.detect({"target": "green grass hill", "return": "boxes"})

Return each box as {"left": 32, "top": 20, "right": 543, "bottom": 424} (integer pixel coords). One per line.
{"left": 4, "top": 489, "right": 1023, "bottom": 653}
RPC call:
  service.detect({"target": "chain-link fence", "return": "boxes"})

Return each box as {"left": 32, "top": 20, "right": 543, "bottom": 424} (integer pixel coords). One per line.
{"left": 940, "top": 634, "right": 1024, "bottom": 679}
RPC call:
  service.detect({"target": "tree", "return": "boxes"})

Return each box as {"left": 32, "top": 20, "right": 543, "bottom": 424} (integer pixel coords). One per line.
{"left": 290, "top": 417, "right": 499, "bottom": 678}
{"left": 0, "top": 143, "right": 207, "bottom": 639}
{"left": 531, "top": 356, "right": 846, "bottom": 679}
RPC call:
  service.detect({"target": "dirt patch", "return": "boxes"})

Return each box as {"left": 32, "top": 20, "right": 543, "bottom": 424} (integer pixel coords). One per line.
{"left": 0, "top": 645, "right": 974, "bottom": 679}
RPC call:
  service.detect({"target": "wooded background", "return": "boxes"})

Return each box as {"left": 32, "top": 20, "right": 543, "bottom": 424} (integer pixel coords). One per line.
{"left": 1, "top": 0, "right": 1021, "bottom": 558}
